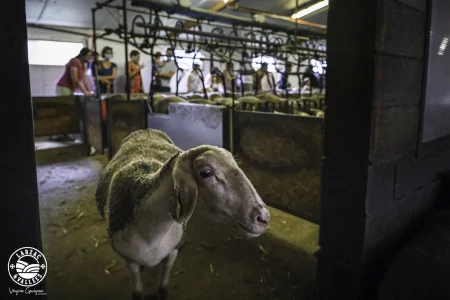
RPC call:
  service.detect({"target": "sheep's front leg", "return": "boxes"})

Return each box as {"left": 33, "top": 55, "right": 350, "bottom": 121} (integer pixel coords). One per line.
{"left": 123, "top": 258, "right": 144, "bottom": 300}
{"left": 145, "top": 249, "right": 178, "bottom": 300}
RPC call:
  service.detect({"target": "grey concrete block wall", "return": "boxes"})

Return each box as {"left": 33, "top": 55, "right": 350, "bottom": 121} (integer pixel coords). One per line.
{"left": 318, "top": 0, "right": 450, "bottom": 299}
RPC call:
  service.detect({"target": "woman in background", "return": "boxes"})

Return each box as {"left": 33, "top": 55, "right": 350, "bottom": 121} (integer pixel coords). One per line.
{"left": 56, "top": 47, "right": 93, "bottom": 96}
{"left": 152, "top": 52, "right": 164, "bottom": 90}
{"left": 128, "top": 50, "right": 145, "bottom": 93}
{"left": 97, "top": 46, "right": 118, "bottom": 94}
{"left": 86, "top": 51, "right": 101, "bottom": 94}
{"left": 54, "top": 47, "right": 94, "bottom": 141}
{"left": 223, "top": 62, "right": 234, "bottom": 92}
{"left": 187, "top": 63, "right": 201, "bottom": 93}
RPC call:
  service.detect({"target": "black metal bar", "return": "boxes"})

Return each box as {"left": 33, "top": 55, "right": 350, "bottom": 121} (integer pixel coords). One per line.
{"left": 91, "top": 8, "right": 102, "bottom": 99}
{"left": 230, "top": 76, "right": 236, "bottom": 154}
{"left": 136, "top": 23, "right": 299, "bottom": 47}
{"left": 294, "top": 0, "right": 298, "bottom": 52}
{"left": 27, "top": 24, "right": 123, "bottom": 44}
{"left": 123, "top": 0, "right": 131, "bottom": 101}
{"left": 149, "top": 45, "right": 155, "bottom": 111}
{"left": 106, "top": 97, "right": 114, "bottom": 160}
{"left": 126, "top": 33, "right": 319, "bottom": 53}
{"left": 96, "top": 0, "right": 115, "bottom": 8}
{"left": 107, "top": 1, "right": 325, "bottom": 39}
{"left": 176, "top": 68, "right": 180, "bottom": 96}
{"left": 131, "top": 0, "right": 326, "bottom": 37}
{"left": 210, "top": 52, "right": 213, "bottom": 72}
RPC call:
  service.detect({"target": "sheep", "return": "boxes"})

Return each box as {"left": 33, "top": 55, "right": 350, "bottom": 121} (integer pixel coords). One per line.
{"left": 214, "top": 97, "right": 240, "bottom": 107}
{"left": 153, "top": 96, "right": 188, "bottom": 114}
{"left": 108, "top": 93, "right": 147, "bottom": 100}
{"left": 255, "top": 94, "right": 288, "bottom": 112}
{"left": 208, "top": 93, "right": 222, "bottom": 102}
{"left": 188, "top": 99, "right": 215, "bottom": 105}
{"left": 95, "top": 129, "right": 270, "bottom": 300}
{"left": 274, "top": 110, "right": 311, "bottom": 117}
{"left": 236, "top": 96, "right": 266, "bottom": 112}
{"left": 152, "top": 94, "right": 167, "bottom": 102}
{"left": 186, "top": 94, "right": 203, "bottom": 100}
{"left": 310, "top": 108, "right": 325, "bottom": 118}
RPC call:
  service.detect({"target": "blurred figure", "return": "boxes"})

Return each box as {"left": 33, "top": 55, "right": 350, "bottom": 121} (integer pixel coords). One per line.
{"left": 157, "top": 48, "right": 176, "bottom": 92}
{"left": 152, "top": 52, "right": 164, "bottom": 90}
{"left": 56, "top": 47, "right": 94, "bottom": 96}
{"left": 254, "top": 62, "right": 272, "bottom": 93}
{"left": 154, "top": 52, "right": 165, "bottom": 71}
{"left": 128, "top": 50, "right": 145, "bottom": 93}
{"left": 187, "top": 63, "right": 201, "bottom": 93}
{"left": 97, "top": 46, "right": 118, "bottom": 94}
{"left": 205, "top": 71, "right": 223, "bottom": 93}
{"left": 301, "top": 77, "right": 311, "bottom": 94}
{"left": 223, "top": 62, "right": 234, "bottom": 91}
{"left": 90, "top": 51, "right": 101, "bottom": 79}
{"left": 87, "top": 51, "right": 101, "bottom": 93}
{"left": 279, "top": 63, "right": 292, "bottom": 90}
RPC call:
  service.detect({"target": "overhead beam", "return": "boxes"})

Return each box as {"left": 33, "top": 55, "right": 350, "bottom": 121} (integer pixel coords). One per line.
{"left": 229, "top": 4, "right": 327, "bottom": 30}
{"left": 168, "top": 0, "right": 238, "bottom": 38}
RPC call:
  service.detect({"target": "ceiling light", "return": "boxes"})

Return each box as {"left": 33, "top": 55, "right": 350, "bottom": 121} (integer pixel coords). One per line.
{"left": 438, "top": 37, "right": 448, "bottom": 56}
{"left": 292, "top": 0, "right": 329, "bottom": 19}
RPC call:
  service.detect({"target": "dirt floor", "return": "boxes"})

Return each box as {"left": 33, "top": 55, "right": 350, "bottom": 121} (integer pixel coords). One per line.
{"left": 36, "top": 154, "right": 320, "bottom": 300}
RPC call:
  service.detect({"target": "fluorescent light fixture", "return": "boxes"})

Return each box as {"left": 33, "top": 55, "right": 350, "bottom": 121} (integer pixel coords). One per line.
{"left": 292, "top": 0, "right": 329, "bottom": 19}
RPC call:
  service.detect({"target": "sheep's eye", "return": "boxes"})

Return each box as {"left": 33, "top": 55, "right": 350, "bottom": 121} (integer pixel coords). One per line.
{"left": 199, "top": 169, "right": 213, "bottom": 179}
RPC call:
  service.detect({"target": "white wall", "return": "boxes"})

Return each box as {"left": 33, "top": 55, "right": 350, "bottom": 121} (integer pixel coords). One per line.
{"left": 27, "top": 27, "right": 88, "bottom": 96}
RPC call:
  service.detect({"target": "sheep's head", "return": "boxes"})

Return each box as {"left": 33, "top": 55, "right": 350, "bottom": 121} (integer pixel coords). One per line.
{"left": 170, "top": 146, "right": 270, "bottom": 238}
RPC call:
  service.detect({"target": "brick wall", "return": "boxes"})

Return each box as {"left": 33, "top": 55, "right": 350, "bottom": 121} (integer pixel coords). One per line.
{"left": 318, "top": 0, "right": 450, "bottom": 299}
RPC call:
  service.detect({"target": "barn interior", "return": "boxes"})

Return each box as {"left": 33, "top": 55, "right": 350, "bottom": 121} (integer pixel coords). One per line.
{"left": 3, "top": 1, "right": 450, "bottom": 300}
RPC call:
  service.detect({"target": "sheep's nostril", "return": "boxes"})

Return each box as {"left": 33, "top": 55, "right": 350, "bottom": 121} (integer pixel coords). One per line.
{"left": 256, "top": 214, "right": 269, "bottom": 227}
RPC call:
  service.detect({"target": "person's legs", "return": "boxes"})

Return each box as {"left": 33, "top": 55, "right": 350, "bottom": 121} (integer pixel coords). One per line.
{"left": 52, "top": 85, "right": 75, "bottom": 141}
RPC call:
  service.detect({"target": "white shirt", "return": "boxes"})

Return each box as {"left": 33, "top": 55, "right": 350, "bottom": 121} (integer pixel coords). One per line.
{"left": 160, "top": 60, "right": 177, "bottom": 87}
{"left": 260, "top": 73, "right": 274, "bottom": 93}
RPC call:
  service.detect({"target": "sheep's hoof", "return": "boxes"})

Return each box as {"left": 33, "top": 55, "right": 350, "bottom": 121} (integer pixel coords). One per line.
{"left": 143, "top": 288, "right": 168, "bottom": 300}
{"left": 132, "top": 292, "right": 143, "bottom": 300}
{"left": 158, "top": 288, "right": 168, "bottom": 300}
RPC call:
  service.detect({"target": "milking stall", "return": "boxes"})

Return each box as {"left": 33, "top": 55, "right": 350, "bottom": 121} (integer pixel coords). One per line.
{"left": 3, "top": 1, "right": 450, "bottom": 300}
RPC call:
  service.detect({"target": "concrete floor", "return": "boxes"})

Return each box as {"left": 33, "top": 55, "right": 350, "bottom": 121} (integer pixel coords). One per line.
{"left": 37, "top": 155, "right": 320, "bottom": 300}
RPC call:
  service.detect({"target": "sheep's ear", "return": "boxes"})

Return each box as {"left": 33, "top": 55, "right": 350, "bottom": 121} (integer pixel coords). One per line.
{"left": 170, "top": 158, "right": 198, "bottom": 224}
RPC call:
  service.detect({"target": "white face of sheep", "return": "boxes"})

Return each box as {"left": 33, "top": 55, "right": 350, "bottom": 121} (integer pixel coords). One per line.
{"left": 170, "top": 148, "right": 270, "bottom": 238}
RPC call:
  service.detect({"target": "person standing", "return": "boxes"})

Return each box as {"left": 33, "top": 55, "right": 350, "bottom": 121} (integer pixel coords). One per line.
{"left": 223, "top": 62, "right": 234, "bottom": 92}
{"left": 156, "top": 48, "right": 177, "bottom": 92}
{"left": 55, "top": 47, "right": 94, "bottom": 96}
{"left": 54, "top": 47, "right": 93, "bottom": 141}
{"left": 187, "top": 64, "right": 201, "bottom": 93}
{"left": 128, "top": 50, "right": 145, "bottom": 93}
{"left": 97, "top": 46, "right": 118, "bottom": 94}
{"left": 152, "top": 52, "right": 164, "bottom": 90}
{"left": 279, "top": 63, "right": 292, "bottom": 91}
{"left": 86, "top": 51, "right": 101, "bottom": 94}
{"left": 254, "top": 62, "right": 270, "bottom": 93}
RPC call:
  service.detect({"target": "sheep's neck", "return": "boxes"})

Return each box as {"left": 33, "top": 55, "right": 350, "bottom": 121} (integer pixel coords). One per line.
{"left": 134, "top": 167, "right": 181, "bottom": 241}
